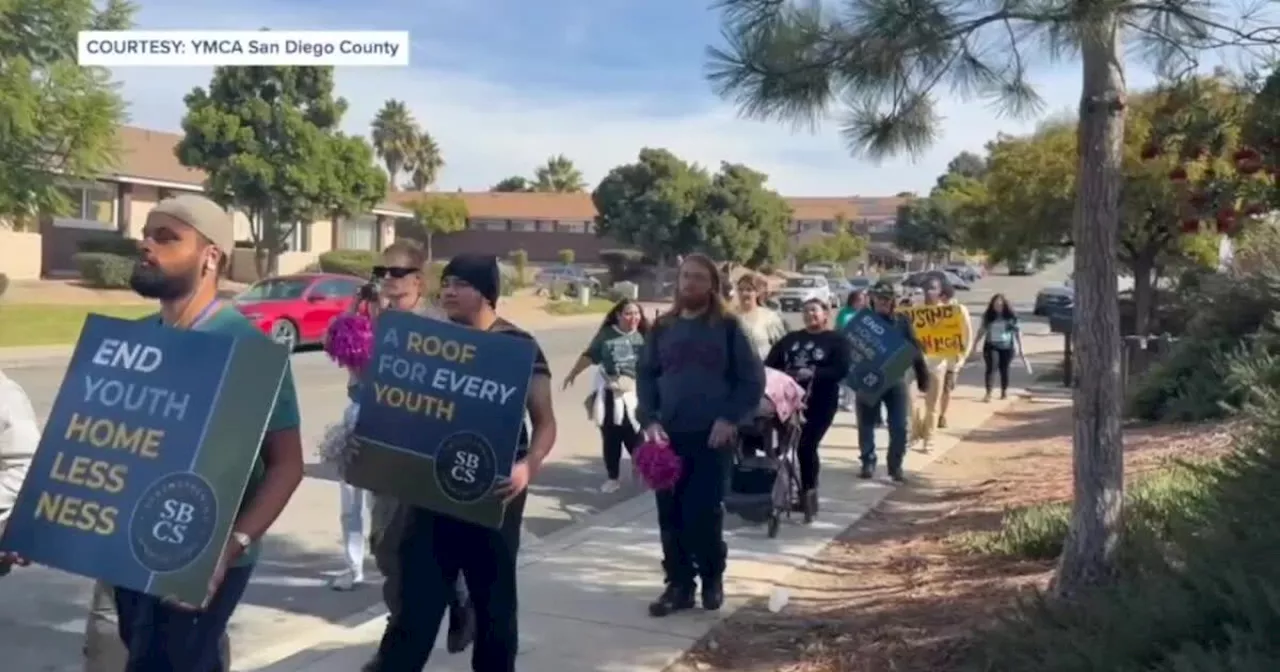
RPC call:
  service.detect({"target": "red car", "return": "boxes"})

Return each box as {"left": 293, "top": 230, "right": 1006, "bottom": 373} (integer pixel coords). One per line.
{"left": 232, "top": 273, "right": 365, "bottom": 350}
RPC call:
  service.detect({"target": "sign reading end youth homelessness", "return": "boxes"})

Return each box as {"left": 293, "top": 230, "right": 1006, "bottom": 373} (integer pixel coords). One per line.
{"left": 902, "top": 304, "right": 968, "bottom": 358}
{"left": 346, "top": 312, "right": 536, "bottom": 529}
{"left": 0, "top": 315, "right": 288, "bottom": 605}
{"left": 841, "top": 309, "right": 918, "bottom": 404}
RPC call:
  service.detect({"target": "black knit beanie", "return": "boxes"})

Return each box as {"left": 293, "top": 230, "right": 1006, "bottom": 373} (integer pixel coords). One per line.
{"left": 441, "top": 254, "right": 501, "bottom": 307}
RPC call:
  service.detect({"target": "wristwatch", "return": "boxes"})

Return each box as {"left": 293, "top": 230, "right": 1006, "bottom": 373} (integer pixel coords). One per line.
{"left": 230, "top": 531, "right": 253, "bottom": 553}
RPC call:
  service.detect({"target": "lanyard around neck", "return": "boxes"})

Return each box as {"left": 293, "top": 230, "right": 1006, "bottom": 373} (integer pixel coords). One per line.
{"left": 163, "top": 299, "right": 222, "bottom": 329}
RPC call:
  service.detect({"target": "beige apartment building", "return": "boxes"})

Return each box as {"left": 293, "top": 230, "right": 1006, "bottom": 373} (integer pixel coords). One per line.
{"left": 0, "top": 126, "right": 908, "bottom": 281}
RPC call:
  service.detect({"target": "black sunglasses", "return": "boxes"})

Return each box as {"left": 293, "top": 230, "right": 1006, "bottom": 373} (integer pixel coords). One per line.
{"left": 372, "top": 265, "right": 418, "bottom": 279}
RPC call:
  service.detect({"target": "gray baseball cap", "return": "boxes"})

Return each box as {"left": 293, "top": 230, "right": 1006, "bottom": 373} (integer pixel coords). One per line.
{"left": 148, "top": 194, "right": 234, "bottom": 255}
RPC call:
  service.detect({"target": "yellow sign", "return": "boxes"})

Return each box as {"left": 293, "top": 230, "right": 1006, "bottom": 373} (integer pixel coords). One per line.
{"left": 903, "top": 304, "right": 967, "bottom": 358}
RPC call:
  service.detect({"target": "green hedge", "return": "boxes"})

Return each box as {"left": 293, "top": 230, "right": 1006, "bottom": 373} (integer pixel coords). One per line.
{"left": 74, "top": 253, "right": 134, "bottom": 289}
{"left": 318, "top": 250, "right": 376, "bottom": 278}
{"left": 77, "top": 237, "right": 141, "bottom": 258}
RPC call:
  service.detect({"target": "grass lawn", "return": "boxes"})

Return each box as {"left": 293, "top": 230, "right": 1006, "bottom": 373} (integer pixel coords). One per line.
{"left": 0, "top": 304, "right": 157, "bottom": 348}
{"left": 541, "top": 297, "right": 613, "bottom": 316}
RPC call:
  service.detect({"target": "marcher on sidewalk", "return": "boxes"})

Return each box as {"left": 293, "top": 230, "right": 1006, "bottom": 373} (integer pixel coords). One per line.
{"left": 912, "top": 278, "right": 973, "bottom": 449}
{"left": 364, "top": 254, "right": 558, "bottom": 672}
{"left": 562, "top": 299, "right": 649, "bottom": 493}
{"left": 974, "top": 294, "right": 1022, "bottom": 402}
{"left": 636, "top": 254, "right": 766, "bottom": 618}
{"left": 2, "top": 194, "right": 304, "bottom": 672}
{"left": 853, "top": 282, "right": 929, "bottom": 483}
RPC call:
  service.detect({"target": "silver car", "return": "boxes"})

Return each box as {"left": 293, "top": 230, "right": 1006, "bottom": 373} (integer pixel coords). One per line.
{"left": 775, "top": 276, "right": 832, "bottom": 312}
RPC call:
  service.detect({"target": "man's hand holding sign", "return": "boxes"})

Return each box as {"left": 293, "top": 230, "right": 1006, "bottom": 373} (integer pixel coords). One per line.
{"left": 345, "top": 311, "right": 539, "bottom": 528}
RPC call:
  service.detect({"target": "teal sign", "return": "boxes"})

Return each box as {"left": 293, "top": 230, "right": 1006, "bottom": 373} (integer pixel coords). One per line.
{"left": 345, "top": 312, "right": 535, "bottom": 529}
{"left": 841, "top": 309, "right": 918, "bottom": 404}
{"left": 0, "top": 315, "right": 287, "bottom": 604}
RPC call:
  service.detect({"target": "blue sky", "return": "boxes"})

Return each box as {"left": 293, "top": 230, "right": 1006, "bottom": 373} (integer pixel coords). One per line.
{"left": 108, "top": 0, "right": 1187, "bottom": 196}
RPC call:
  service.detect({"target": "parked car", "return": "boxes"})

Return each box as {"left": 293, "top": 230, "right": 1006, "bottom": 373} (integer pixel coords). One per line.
{"left": 904, "top": 269, "right": 970, "bottom": 292}
{"left": 944, "top": 264, "right": 982, "bottom": 283}
{"left": 1034, "top": 282, "right": 1074, "bottom": 316}
{"left": 775, "top": 275, "right": 832, "bottom": 312}
{"left": 233, "top": 273, "right": 363, "bottom": 350}
{"left": 534, "top": 264, "right": 601, "bottom": 296}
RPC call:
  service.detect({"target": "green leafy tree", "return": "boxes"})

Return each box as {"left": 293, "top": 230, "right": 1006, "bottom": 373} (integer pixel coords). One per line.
{"left": 177, "top": 65, "right": 367, "bottom": 276}
{"left": 404, "top": 195, "right": 469, "bottom": 264}
{"left": 491, "top": 176, "right": 533, "bottom": 192}
{"left": 692, "top": 162, "right": 792, "bottom": 267}
{"left": 706, "top": 0, "right": 1280, "bottom": 595}
{"left": 893, "top": 198, "right": 954, "bottom": 263}
{"left": 404, "top": 131, "right": 443, "bottom": 191}
{"left": 371, "top": 99, "right": 418, "bottom": 191}
{"left": 795, "top": 225, "right": 868, "bottom": 268}
{"left": 534, "top": 155, "right": 587, "bottom": 193}
{"left": 592, "top": 148, "right": 710, "bottom": 264}
{"left": 0, "top": 0, "right": 134, "bottom": 227}
{"left": 973, "top": 125, "right": 1077, "bottom": 263}
{"left": 322, "top": 133, "right": 388, "bottom": 237}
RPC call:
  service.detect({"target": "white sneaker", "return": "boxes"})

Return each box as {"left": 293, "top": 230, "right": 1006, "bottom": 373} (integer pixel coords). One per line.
{"left": 601, "top": 479, "right": 621, "bottom": 494}
{"left": 328, "top": 570, "right": 363, "bottom": 591}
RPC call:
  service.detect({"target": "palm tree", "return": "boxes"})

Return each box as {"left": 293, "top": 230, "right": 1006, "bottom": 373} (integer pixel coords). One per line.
{"left": 533, "top": 155, "right": 586, "bottom": 193}
{"left": 370, "top": 100, "right": 418, "bottom": 191}
{"left": 404, "top": 131, "right": 444, "bottom": 191}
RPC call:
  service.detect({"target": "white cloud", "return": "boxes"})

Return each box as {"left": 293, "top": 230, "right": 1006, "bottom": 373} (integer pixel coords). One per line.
{"left": 108, "top": 0, "right": 1165, "bottom": 196}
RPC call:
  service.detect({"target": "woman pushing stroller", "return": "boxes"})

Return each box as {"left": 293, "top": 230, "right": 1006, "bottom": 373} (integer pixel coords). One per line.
{"left": 764, "top": 298, "right": 850, "bottom": 522}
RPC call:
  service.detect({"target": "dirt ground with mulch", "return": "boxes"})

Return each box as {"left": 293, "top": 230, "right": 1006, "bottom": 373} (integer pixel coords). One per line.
{"left": 672, "top": 398, "right": 1235, "bottom": 672}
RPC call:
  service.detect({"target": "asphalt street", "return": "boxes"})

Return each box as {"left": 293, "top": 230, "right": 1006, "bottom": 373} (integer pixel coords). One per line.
{"left": 0, "top": 260, "right": 1071, "bottom": 671}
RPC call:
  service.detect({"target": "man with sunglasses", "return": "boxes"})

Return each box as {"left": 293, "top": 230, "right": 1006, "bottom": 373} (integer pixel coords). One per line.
{"left": 368, "top": 254, "right": 557, "bottom": 672}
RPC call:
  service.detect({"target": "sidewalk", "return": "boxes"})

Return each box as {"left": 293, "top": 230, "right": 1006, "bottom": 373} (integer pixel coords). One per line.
{"left": 249, "top": 344, "right": 1058, "bottom": 672}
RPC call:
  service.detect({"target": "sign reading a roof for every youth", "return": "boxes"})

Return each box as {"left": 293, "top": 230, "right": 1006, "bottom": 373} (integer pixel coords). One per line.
{"left": 841, "top": 309, "right": 918, "bottom": 404}
{"left": 0, "top": 315, "right": 288, "bottom": 605}
{"left": 346, "top": 312, "right": 536, "bottom": 529}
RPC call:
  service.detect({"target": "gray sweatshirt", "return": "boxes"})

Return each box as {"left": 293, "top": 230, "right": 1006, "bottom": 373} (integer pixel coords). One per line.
{"left": 637, "top": 314, "right": 766, "bottom": 434}
{"left": 0, "top": 372, "right": 40, "bottom": 523}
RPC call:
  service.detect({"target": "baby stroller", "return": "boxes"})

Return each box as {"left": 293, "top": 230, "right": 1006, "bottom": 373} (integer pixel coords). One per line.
{"left": 725, "top": 377, "right": 809, "bottom": 538}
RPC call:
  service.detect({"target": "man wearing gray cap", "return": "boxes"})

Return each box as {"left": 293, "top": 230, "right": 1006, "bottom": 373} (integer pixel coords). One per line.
{"left": 80, "top": 194, "right": 304, "bottom": 671}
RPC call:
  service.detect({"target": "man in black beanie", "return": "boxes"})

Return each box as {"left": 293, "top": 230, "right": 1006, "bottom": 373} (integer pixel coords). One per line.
{"left": 370, "top": 254, "right": 557, "bottom": 672}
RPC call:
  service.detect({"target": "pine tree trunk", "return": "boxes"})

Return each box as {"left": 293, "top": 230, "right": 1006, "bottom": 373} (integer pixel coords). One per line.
{"left": 1054, "top": 17, "right": 1127, "bottom": 599}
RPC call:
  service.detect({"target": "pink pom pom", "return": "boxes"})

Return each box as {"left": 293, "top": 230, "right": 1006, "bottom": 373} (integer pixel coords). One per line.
{"left": 634, "top": 439, "right": 683, "bottom": 491}
{"left": 325, "top": 314, "right": 374, "bottom": 370}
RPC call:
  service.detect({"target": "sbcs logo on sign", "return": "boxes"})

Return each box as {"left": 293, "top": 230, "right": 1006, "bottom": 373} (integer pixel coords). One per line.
{"left": 434, "top": 431, "right": 497, "bottom": 504}
{"left": 128, "top": 472, "right": 219, "bottom": 573}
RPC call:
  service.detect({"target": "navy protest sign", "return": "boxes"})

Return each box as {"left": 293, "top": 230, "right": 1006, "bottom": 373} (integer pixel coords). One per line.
{"left": 841, "top": 309, "right": 918, "bottom": 404}
{"left": 0, "top": 315, "right": 288, "bottom": 605}
{"left": 346, "top": 311, "right": 536, "bottom": 529}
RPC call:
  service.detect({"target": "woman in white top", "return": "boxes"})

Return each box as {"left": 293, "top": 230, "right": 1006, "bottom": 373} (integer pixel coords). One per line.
{"left": 733, "top": 273, "right": 787, "bottom": 358}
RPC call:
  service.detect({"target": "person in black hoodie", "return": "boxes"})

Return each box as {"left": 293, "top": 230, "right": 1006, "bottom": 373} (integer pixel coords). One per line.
{"left": 855, "top": 282, "right": 929, "bottom": 483}
{"left": 764, "top": 298, "right": 851, "bottom": 523}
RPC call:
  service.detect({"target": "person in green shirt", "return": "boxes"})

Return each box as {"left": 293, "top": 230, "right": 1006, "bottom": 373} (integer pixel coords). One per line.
{"left": 563, "top": 299, "right": 649, "bottom": 492}
{"left": 94, "top": 195, "right": 302, "bottom": 672}
{"left": 835, "top": 288, "right": 868, "bottom": 410}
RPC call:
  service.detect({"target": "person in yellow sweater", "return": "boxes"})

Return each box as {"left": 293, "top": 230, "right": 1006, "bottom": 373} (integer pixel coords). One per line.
{"left": 913, "top": 277, "right": 973, "bottom": 446}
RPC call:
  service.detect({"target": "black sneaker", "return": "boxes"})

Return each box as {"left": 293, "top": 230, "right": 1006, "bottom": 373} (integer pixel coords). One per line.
{"left": 937, "top": 416, "right": 947, "bottom": 429}
{"left": 1001, "top": 390, "right": 1008, "bottom": 400}
{"left": 859, "top": 464, "right": 874, "bottom": 479}
{"left": 446, "top": 600, "right": 475, "bottom": 653}
{"left": 803, "top": 490, "right": 818, "bottom": 524}
{"left": 889, "top": 469, "right": 907, "bottom": 483}
{"left": 648, "top": 583, "right": 696, "bottom": 617}
{"left": 701, "top": 576, "right": 725, "bottom": 611}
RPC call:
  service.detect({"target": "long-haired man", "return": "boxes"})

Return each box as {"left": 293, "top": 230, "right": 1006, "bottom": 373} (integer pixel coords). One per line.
{"left": 637, "top": 254, "right": 765, "bottom": 617}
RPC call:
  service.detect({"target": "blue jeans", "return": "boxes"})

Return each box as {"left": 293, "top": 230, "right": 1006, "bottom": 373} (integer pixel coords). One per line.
{"left": 113, "top": 564, "right": 253, "bottom": 672}
{"left": 855, "top": 385, "right": 909, "bottom": 472}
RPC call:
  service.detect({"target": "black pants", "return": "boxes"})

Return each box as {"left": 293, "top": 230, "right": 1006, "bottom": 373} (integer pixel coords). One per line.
{"left": 656, "top": 430, "right": 731, "bottom": 589}
{"left": 796, "top": 398, "right": 837, "bottom": 492}
{"left": 983, "top": 344, "right": 1014, "bottom": 394}
{"left": 372, "top": 493, "right": 527, "bottom": 672}
{"left": 600, "top": 389, "right": 639, "bottom": 479}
